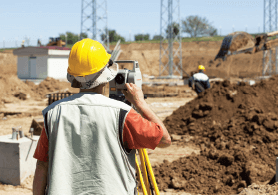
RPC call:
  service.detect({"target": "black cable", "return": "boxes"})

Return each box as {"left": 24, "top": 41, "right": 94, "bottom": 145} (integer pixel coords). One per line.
{"left": 145, "top": 164, "right": 155, "bottom": 195}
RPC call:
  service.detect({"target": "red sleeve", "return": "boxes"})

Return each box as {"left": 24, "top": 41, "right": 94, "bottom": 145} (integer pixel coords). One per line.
{"left": 33, "top": 127, "right": 49, "bottom": 162}
{"left": 123, "top": 108, "right": 163, "bottom": 150}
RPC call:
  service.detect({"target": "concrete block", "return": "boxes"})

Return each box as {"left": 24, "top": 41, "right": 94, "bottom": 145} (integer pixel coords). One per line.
{"left": 0, "top": 134, "right": 39, "bottom": 185}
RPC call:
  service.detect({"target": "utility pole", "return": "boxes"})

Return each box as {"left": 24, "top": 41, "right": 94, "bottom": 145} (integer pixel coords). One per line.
{"left": 263, "top": 0, "right": 278, "bottom": 75}
{"left": 81, "top": 0, "right": 109, "bottom": 50}
{"left": 159, "top": 0, "right": 182, "bottom": 78}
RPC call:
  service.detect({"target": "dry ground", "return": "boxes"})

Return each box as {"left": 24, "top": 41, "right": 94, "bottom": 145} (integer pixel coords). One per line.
{"left": 0, "top": 39, "right": 266, "bottom": 194}
{"left": 0, "top": 95, "right": 200, "bottom": 195}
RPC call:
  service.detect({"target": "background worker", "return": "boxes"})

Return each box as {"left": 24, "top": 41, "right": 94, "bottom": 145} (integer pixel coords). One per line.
{"left": 188, "top": 65, "right": 210, "bottom": 94}
{"left": 32, "top": 38, "right": 171, "bottom": 195}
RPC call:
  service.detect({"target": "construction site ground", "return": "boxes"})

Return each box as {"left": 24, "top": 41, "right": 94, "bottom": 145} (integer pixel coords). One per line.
{"left": 0, "top": 41, "right": 277, "bottom": 195}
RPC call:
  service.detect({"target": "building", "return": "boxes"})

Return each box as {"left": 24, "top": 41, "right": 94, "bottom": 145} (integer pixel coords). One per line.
{"left": 13, "top": 46, "right": 71, "bottom": 82}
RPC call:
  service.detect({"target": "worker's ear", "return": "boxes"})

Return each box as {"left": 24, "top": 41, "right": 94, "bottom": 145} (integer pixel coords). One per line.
{"left": 71, "top": 78, "right": 82, "bottom": 88}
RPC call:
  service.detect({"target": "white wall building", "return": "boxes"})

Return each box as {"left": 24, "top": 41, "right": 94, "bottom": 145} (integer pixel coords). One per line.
{"left": 13, "top": 47, "right": 70, "bottom": 81}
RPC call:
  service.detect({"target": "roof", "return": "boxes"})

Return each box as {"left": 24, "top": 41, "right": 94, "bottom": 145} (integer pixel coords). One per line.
{"left": 13, "top": 46, "right": 71, "bottom": 56}
{"left": 38, "top": 46, "right": 71, "bottom": 50}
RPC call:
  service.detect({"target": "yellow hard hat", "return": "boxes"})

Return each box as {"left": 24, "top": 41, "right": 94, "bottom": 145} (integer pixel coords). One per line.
{"left": 68, "top": 38, "right": 111, "bottom": 77}
{"left": 198, "top": 65, "right": 205, "bottom": 71}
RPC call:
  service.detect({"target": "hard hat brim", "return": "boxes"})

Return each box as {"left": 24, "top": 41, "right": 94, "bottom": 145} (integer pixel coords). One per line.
{"left": 67, "top": 61, "right": 118, "bottom": 89}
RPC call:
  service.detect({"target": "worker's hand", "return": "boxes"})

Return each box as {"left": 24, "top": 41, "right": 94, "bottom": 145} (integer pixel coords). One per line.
{"left": 122, "top": 83, "right": 145, "bottom": 106}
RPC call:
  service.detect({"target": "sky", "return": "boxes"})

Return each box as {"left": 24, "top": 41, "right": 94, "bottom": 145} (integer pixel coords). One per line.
{"left": 0, "top": 0, "right": 263, "bottom": 48}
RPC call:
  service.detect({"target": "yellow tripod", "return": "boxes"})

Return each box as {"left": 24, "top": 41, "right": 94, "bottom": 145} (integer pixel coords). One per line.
{"left": 135, "top": 148, "right": 160, "bottom": 195}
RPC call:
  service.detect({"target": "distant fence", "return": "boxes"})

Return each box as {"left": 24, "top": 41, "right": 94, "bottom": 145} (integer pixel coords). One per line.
{"left": 47, "top": 93, "right": 76, "bottom": 106}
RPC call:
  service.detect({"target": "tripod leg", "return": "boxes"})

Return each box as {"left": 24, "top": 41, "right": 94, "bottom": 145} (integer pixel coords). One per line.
{"left": 135, "top": 156, "right": 148, "bottom": 195}
{"left": 142, "top": 149, "right": 160, "bottom": 195}
{"left": 139, "top": 149, "right": 151, "bottom": 194}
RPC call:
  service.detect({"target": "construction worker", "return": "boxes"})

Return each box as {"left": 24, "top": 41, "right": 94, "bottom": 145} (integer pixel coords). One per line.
{"left": 188, "top": 65, "right": 210, "bottom": 94}
{"left": 32, "top": 38, "right": 171, "bottom": 195}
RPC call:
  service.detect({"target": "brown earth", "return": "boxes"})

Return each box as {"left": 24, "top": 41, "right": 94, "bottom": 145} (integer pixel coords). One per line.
{"left": 0, "top": 41, "right": 275, "bottom": 195}
{"left": 153, "top": 76, "right": 278, "bottom": 194}
{"left": 0, "top": 40, "right": 266, "bottom": 102}
{"left": 228, "top": 32, "right": 255, "bottom": 52}
{"left": 115, "top": 40, "right": 263, "bottom": 78}
{"left": 238, "top": 182, "right": 278, "bottom": 195}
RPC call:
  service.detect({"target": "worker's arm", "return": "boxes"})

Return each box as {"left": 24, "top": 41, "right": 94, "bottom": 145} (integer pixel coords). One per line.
{"left": 205, "top": 79, "right": 211, "bottom": 89}
{"left": 188, "top": 77, "right": 193, "bottom": 88}
{"left": 33, "top": 160, "right": 48, "bottom": 195}
{"left": 123, "top": 83, "right": 171, "bottom": 148}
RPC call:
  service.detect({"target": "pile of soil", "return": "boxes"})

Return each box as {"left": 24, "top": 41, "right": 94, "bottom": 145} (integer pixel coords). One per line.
{"left": 0, "top": 75, "right": 37, "bottom": 102}
{"left": 153, "top": 76, "right": 278, "bottom": 194}
{"left": 26, "top": 77, "right": 78, "bottom": 98}
{"left": 0, "top": 52, "right": 17, "bottom": 76}
{"left": 238, "top": 182, "right": 278, "bottom": 195}
{"left": 228, "top": 32, "right": 255, "bottom": 52}
{"left": 0, "top": 75, "right": 78, "bottom": 103}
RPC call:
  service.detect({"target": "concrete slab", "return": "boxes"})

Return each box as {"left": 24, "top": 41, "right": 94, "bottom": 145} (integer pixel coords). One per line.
{"left": 0, "top": 134, "right": 39, "bottom": 185}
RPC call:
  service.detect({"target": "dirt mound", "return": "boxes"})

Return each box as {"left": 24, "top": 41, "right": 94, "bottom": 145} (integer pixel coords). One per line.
{"left": 0, "top": 75, "right": 78, "bottom": 103}
{"left": 228, "top": 32, "right": 255, "bottom": 52}
{"left": 239, "top": 182, "right": 278, "bottom": 195}
{"left": 0, "top": 75, "right": 37, "bottom": 102}
{"left": 27, "top": 77, "right": 77, "bottom": 98}
{"left": 154, "top": 76, "right": 278, "bottom": 194}
{"left": 0, "top": 52, "right": 17, "bottom": 76}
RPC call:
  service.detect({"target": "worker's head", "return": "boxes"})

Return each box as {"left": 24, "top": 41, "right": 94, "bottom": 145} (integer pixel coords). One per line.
{"left": 198, "top": 65, "right": 205, "bottom": 72}
{"left": 67, "top": 38, "right": 118, "bottom": 89}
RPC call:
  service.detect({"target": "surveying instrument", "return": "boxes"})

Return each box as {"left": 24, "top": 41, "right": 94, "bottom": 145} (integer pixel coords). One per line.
{"left": 109, "top": 60, "right": 160, "bottom": 195}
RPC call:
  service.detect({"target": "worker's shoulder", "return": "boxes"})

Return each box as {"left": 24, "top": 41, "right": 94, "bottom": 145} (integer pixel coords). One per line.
{"left": 193, "top": 72, "right": 209, "bottom": 80}
{"left": 43, "top": 93, "right": 131, "bottom": 114}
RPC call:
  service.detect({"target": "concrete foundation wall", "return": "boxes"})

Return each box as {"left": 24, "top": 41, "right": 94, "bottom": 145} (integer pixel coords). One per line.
{"left": 0, "top": 135, "right": 39, "bottom": 185}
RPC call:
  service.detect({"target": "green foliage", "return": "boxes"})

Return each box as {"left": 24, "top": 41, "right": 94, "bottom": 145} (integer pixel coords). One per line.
{"left": 152, "top": 35, "right": 163, "bottom": 41}
{"left": 134, "top": 34, "right": 150, "bottom": 41}
{"left": 182, "top": 15, "right": 217, "bottom": 37}
{"left": 62, "top": 35, "right": 225, "bottom": 48}
{"left": 101, "top": 29, "right": 125, "bottom": 43}
{"left": 181, "top": 36, "right": 223, "bottom": 42}
{"left": 59, "top": 32, "right": 87, "bottom": 45}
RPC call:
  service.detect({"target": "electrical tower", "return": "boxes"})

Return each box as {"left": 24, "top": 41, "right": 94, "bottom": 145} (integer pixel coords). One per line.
{"left": 263, "top": 0, "right": 278, "bottom": 75}
{"left": 159, "top": 0, "right": 182, "bottom": 78}
{"left": 81, "top": 0, "right": 109, "bottom": 50}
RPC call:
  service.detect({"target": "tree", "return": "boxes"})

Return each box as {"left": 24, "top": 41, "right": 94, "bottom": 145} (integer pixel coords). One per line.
{"left": 101, "top": 29, "right": 125, "bottom": 43}
{"left": 134, "top": 34, "right": 150, "bottom": 41}
{"left": 207, "top": 26, "right": 217, "bottom": 36}
{"left": 152, "top": 35, "right": 163, "bottom": 40}
{"left": 59, "top": 32, "right": 87, "bottom": 45}
{"left": 182, "top": 15, "right": 217, "bottom": 37}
